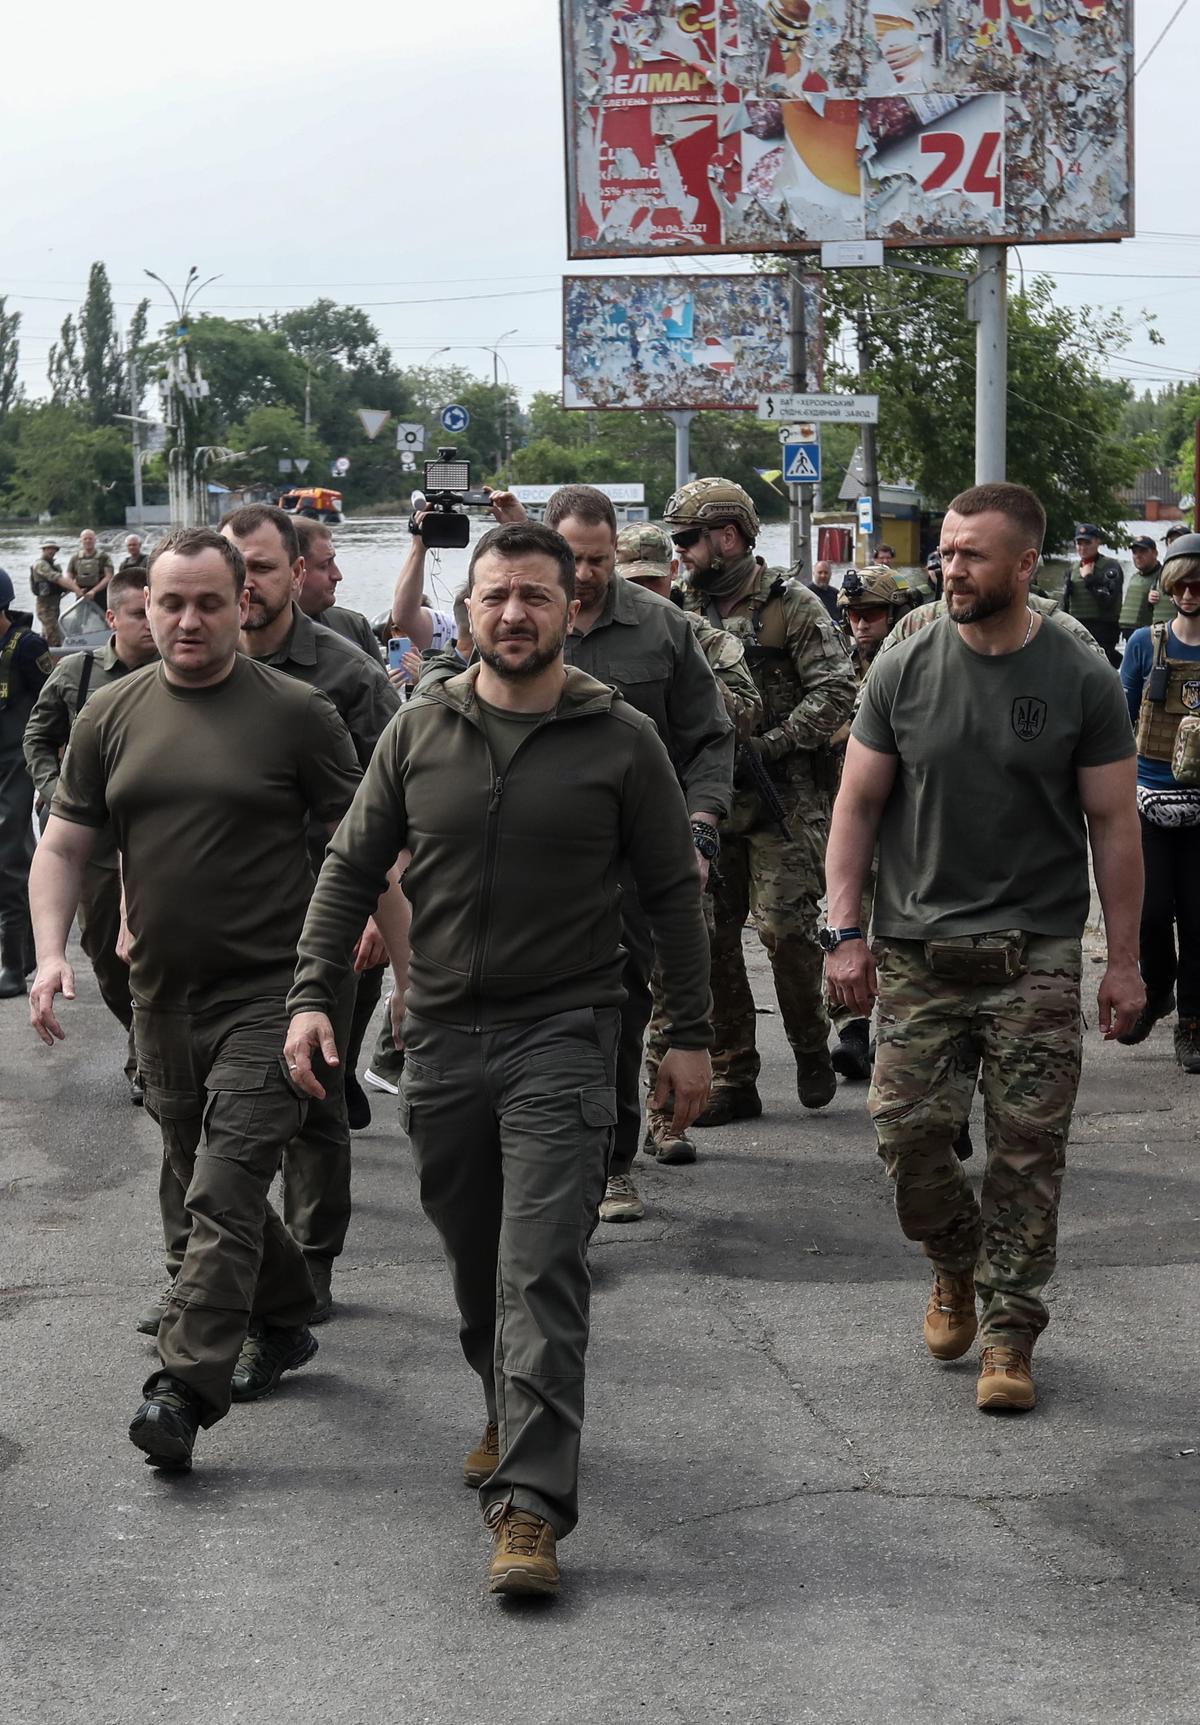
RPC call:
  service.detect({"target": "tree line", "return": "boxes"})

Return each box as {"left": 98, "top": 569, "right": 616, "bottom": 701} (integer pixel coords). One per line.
{"left": 0, "top": 258, "right": 1184, "bottom": 551}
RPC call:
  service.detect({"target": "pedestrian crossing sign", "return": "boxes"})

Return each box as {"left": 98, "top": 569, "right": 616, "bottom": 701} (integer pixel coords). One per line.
{"left": 782, "top": 441, "right": 821, "bottom": 484}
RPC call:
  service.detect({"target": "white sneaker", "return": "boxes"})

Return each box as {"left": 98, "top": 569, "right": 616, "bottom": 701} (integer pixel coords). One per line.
{"left": 363, "top": 1068, "right": 400, "bottom": 1095}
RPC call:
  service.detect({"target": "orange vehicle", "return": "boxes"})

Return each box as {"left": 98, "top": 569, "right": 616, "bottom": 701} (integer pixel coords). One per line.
{"left": 278, "top": 486, "right": 343, "bottom": 523}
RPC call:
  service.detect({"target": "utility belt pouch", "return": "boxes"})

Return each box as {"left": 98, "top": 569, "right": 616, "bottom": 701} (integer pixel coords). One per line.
{"left": 1172, "top": 715, "right": 1200, "bottom": 787}
{"left": 922, "top": 930, "right": 1027, "bottom": 984}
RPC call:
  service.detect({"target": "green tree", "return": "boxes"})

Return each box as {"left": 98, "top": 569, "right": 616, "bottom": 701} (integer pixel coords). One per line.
{"left": 817, "top": 255, "right": 1152, "bottom": 550}
{"left": 0, "top": 296, "right": 21, "bottom": 421}
{"left": 47, "top": 263, "right": 147, "bottom": 428}
{"left": 4, "top": 403, "right": 131, "bottom": 523}
{"left": 217, "top": 404, "right": 329, "bottom": 495}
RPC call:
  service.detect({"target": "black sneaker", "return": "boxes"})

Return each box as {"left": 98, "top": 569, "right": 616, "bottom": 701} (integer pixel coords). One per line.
{"left": 797, "top": 1049, "right": 837, "bottom": 1109}
{"left": 129, "top": 1374, "right": 201, "bottom": 1471}
{"left": 1117, "top": 989, "right": 1175, "bottom": 1047}
{"left": 1174, "top": 1017, "right": 1200, "bottom": 1074}
{"left": 693, "top": 1086, "right": 762, "bottom": 1128}
{"left": 231, "top": 1324, "right": 318, "bottom": 1402}
{"left": 344, "top": 1072, "right": 371, "bottom": 1131}
{"left": 831, "top": 1019, "right": 872, "bottom": 1081}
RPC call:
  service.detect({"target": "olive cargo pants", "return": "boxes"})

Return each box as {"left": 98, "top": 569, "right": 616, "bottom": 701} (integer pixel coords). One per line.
{"left": 135, "top": 996, "right": 316, "bottom": 1424}
{"left": 398, "top": 1006, "right": 619, "bottom": 1537}
{"left": 869, "top": 936, "right": 1083, "bottom": 1350}
{"left": 158, "top": 972, "right": 357, "bottom": 1278}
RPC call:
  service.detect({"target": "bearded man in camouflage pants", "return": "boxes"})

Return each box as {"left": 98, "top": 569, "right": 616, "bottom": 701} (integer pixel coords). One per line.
{"left": 825, "top": 483, "right": 1144, "bottom": 1413}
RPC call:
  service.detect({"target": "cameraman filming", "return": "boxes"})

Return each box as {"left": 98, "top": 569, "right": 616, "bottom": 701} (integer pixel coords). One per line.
{"left": 388, "top": 486, "right": 520, "bottom": 652}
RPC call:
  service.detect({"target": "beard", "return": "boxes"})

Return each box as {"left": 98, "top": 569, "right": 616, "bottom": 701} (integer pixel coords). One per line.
{"left": 242, "top": 591, "right": 291, "bottom": 632}
{"left": 478, "top": 626, "right": 566, "bottom": 680}
{"left": 946, "top": 575, "right": 1018, "bottom": 624}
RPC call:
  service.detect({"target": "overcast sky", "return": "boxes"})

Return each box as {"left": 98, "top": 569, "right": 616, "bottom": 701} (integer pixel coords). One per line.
{"left": 6, "top": 0, "right": 1197, "bottom": 413}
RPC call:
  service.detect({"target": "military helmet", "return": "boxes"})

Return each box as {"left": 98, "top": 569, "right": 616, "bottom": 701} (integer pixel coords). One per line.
{"left": 1161, "top": 532, "right": 1200, "bottom": 595}
{"left": 616, "top": 522, "right": 672, "bottom": 570}
{"left": 837, "top": 565, "right": 902, "bottom": 611}
{"left": 662, "top": 477, "right": 760, "bottom": 546}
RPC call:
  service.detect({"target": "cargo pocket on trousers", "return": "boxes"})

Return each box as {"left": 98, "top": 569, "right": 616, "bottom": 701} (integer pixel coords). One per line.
{"left": 202, "top": 1062, "right": 304, "bottom": 1166}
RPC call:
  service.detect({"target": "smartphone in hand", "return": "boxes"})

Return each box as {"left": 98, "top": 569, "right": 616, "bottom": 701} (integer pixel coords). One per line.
{"left": 387, "top": 636, "right": 413, "bottom": 675}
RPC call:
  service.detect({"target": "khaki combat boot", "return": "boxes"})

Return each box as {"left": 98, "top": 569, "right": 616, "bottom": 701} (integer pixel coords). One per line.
{"left": 642, "top": 1104, "right": 697, "bottom": 1165}
{"left": 923, "top": 1268, "right": 978, "bottom": 1360}
{"left": 464, "top": 1421, "right": 500, "bottom": 1487}
{"left": 976, "top": 1345, "right": 1036, "bottom": 1412}
{"left": 485, "top": 1499, "right": 560, "bottom": 1597}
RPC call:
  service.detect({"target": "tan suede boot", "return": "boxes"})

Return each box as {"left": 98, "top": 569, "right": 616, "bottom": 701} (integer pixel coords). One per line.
{"left": 976, "top": 1345, "right": 1036, "bottom": 1412}
{"left": 922, "top": 1268, "right": 978, "bottom": 1360}
{"left": 485, "top": 1501, "right": 560, "bottom": 1597}
{"left": 463, "top": 1422, "right": 499, "bottom": 1487}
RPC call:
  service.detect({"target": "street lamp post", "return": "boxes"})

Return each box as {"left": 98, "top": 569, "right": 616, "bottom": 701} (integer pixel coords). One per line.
{"left": 481, "top": 330, "right": 517, "bottom": 484}
{"left": 144, "top": 267, "right": 222, "bottom": 526}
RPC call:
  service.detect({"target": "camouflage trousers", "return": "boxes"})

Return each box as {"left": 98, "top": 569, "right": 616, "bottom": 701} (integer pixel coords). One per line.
{"left": 34, "top": 594, "right": 62, "bottom": 649}
{"left": 870, "top": 935, "right": 1083, "bottom": 1350}
{"left": 708, "top": 800, "right": 830, "bottom": 1090}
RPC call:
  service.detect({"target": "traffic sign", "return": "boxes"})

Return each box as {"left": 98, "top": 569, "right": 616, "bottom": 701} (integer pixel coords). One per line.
{"left": 782, "top": 441, "right": 821, "bottom": 485}
{"left": 396, "top": 421, "right": 425, "bottom": 452}
{"left": 440, "top": 403, "right": 470, "bottom": 434}
{"left": 759, "top": 393, "right": 879, "bottom": 424}
{"left": 294, "top": 457, "right": 310, "bottom": 474}
{"left": 333, "top": 456, "right": 350, "bottom": 476}
{"left": 857, "top": 495, "right": 875, "bottom": 535}
{"left": 779, "top": 423, "right": 817, "bottom": 445}
{"left": 357, "top": 408, "right": 391, "bottom": 441}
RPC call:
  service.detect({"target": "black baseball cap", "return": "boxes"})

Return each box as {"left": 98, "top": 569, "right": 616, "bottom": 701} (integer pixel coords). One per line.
{"left": 1164, "top": 523, "right": 1189, "bottom": 542}
{"left": 1129, "top": 535, "right": 1156, "bottom": 552}
{"left": 1074, "top": 523, "right": 1102, "bottom": 541}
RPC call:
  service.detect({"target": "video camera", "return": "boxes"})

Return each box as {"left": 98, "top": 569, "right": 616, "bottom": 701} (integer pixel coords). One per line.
{"left": 409, "top": 447, "right": 494, "bottom": 550}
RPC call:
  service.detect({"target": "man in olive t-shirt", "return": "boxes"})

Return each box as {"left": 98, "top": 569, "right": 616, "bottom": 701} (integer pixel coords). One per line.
{"left": 29, "top": 528, "right": 363, "bottom": 1474}
{"left": 825, "top": 483, "right": 1143, "bottom": 1416}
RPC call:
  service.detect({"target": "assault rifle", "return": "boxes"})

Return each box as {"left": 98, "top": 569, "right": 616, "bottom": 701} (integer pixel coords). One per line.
{"left": 737, "top": 743, "right": 791, "bottom": 841}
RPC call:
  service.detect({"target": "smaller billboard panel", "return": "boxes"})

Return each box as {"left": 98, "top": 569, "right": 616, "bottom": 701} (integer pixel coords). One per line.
{"left": 563, "top": 274, "right": 820, "bottom": 411}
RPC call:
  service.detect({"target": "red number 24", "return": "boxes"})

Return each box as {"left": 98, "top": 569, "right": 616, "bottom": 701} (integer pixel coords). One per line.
{"left": 919, "top": 130, "right": 1002, "bottom": 206}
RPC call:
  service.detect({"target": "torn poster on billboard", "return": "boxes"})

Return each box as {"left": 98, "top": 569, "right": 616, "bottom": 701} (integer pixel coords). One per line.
{"left": 562, "top": 274, "right": 821, "bottom": 410}
{"left": 561, "top": 0, "right": 1132, "bottom": 256}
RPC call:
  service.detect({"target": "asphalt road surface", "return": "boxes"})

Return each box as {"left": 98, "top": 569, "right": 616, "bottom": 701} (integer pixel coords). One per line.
{"left": 2, "top": 935, "right": 1197, "bottom": 1725}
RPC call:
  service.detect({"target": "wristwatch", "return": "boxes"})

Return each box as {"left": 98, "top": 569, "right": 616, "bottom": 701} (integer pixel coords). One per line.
{"left": 818, "top": 926, "right": 864, "bottom": 954}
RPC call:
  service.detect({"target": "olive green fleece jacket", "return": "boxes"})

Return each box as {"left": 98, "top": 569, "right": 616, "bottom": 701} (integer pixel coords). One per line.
{"left": 289, "top": 663, "right": 713, "bottom": 1046}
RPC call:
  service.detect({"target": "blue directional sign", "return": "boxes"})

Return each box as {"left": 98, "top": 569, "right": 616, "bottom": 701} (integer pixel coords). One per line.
{"left": 782, "top": 439, "right": 821, "bottom": 485}
{"left": 440, "top": 403, "right": 471, "bottom": 433}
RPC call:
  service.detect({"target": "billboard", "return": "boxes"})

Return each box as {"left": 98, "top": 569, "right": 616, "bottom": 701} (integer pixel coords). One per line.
{"left": 563, "top": 273, "right": 821, "bottom": 410}
{"left": 560, "top": 0, "right": 1132, "bottom": 257}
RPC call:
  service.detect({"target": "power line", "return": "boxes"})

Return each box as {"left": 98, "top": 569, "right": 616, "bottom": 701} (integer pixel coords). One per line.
{"left": 1135, "top": 0, "right": 1193, "bottom": 74}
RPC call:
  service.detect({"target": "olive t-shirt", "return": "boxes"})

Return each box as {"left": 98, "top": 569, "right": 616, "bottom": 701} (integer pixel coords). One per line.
{"left": 852, "top": 613, "right": 1134, "bottom": 939}
{"left": 53, "top": 656, "right": 361, "bottom": 1011}
{"left": 474, "top": 693, "right": 549, "bottom": 776}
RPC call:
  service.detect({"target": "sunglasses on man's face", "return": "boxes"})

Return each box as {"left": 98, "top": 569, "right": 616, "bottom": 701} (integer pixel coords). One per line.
{"left": 1174, "top": 580, "right": 1200, "bottom": 598}
{"left": 671, "top": 527, "right": 705, "bottom": 549}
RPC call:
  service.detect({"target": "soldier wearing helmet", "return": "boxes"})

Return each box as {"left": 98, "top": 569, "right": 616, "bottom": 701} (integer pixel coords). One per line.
{"left": 665, "top": 476, "right": 856, "bottom": 1122}
{"left": 837, "top": 565, "right": 906, "bottom": 675}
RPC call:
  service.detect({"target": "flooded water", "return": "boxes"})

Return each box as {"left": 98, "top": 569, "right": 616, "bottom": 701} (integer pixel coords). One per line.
{"left": 0, "top": 517, "right": 800, "bottom": 633}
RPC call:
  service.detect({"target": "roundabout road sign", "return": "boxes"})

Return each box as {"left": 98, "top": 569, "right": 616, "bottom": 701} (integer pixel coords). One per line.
{"left": 440, "top": 404, "right": 470, "bottom": 434}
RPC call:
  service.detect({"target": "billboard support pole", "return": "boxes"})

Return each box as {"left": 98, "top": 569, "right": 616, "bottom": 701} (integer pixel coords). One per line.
{"left": 856, "top": 304, "right": 881, "bottom": 561}
{"left": 971, "top": 246, "right": 1008, "bottom": 482}
{"left": 668, "top": 410, "right": 694, "bottom": 490}
{"left": 788, "top": 269, "right": 810, "bottom": 572}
